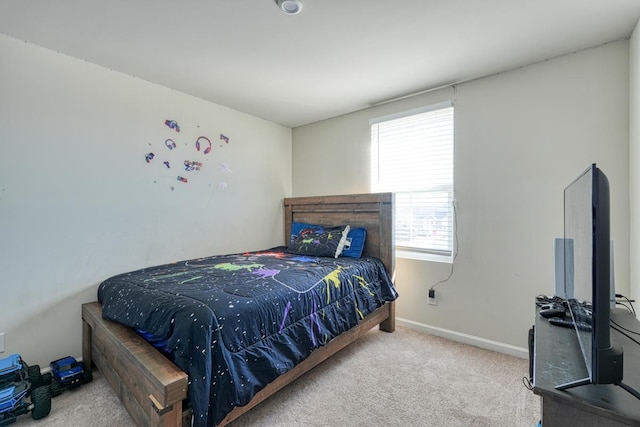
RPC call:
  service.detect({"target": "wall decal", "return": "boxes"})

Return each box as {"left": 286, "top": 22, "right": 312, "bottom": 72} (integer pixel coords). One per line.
{"left": 184, "top": 160, "right": 202, "bottom": 171}
{"left": 144, "top": 118, "right": 234, "bottom": 193}
{"left": 195, "top": 136, "right": 212, "bottom": 154}
{"left": 164, "top": 119, "right": 180, "bottom": 132}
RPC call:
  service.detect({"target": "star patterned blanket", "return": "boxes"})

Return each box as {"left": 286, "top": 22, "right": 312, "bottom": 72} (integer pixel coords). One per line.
{"left": 98, "top": 247, "right": 398, "bottom": 426}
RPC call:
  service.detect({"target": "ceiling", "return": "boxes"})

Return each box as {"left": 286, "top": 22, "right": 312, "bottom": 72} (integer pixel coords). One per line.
{"left": 1, "top": 1, "right": 640, "bottom": 128}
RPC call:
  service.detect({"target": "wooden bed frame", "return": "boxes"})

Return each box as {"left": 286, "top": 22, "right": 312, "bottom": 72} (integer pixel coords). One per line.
{"left": 82, "top": 192, "right": 395, "bottom": 426}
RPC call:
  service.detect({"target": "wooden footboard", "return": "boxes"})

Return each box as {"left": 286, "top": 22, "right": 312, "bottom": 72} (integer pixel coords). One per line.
{"left": 82, "top": 302, "right": 189, "bottom": 427}
{"left": 83, "top": 300, "right": 394, "bottom": 427}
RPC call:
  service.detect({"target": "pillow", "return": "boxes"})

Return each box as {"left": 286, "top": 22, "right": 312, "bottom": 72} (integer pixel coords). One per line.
{"left": 290, "top": 222, "right": 322, "bottom": 245}
{"left": 341, "top": 227, "right": 367, "bottom": 258}
{"left": 288, "top": 225, "right": 350, "bottom": 258}
{"left": 290, "top": 222, "right": 367, "bottom": 258}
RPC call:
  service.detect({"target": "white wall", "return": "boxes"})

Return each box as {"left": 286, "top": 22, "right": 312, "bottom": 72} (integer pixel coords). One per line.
{"left": 0, "top": 34, "right": 292, "bottom": 367}
{"left": 631, "top": 20, "right": 640, "bottom": 315}
{"left": 293, "top": 41, "right": 630, "bottom": 351}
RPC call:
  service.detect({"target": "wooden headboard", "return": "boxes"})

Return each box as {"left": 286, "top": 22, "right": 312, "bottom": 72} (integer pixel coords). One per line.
{"left": 283, "top": 193, "right": 395, "bottom": 276}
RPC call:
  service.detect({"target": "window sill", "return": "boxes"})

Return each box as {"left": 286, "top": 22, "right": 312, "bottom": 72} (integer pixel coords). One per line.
{"left": 396, "top": 249, "right": 453, "bottom": 264}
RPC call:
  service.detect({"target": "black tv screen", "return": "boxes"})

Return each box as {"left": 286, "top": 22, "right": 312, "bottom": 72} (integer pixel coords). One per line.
{"left": 558, "top": 164, "right": 623, "bottom": 390}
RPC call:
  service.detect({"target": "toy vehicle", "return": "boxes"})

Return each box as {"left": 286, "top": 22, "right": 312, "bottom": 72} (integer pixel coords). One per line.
{"left": 49, "top": 356, "right": 90, "bottom": 397}
{"left": 0, "top": 354, "right": 51, "bottom": 426}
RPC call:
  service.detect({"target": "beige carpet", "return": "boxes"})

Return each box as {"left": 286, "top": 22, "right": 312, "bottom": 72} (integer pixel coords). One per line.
{"left": 14, "top": 370, "right": 135, "bottom": 427}
{"left": 15, "top": 326, "right": 540, "bottom": 426}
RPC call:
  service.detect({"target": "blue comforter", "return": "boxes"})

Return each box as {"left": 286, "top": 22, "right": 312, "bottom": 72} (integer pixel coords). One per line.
{"left": 98, "top": 247, "right": 398, "bottom": 426}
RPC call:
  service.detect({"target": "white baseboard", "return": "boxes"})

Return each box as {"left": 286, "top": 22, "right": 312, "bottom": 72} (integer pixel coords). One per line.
{"left": 396, "top": 317, "right": 529, "bottom": 360}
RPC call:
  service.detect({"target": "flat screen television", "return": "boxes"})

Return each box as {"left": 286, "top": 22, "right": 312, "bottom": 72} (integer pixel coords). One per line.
{"left": 556, "top": 164, "right": 624, "bottom": 390}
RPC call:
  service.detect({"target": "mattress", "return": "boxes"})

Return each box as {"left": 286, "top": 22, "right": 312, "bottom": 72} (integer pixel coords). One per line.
{"left": 98, "top": 247, "right": 398, "bottom": 426}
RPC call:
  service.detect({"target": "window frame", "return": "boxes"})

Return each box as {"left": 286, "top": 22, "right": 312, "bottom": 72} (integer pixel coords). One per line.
{"left": 370, "top": 101, "right": 455, "bottom": 263}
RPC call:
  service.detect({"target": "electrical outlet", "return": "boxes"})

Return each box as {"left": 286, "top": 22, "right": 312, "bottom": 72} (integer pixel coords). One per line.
{"left": 0, "top": 333, "right": 5, "bottom": 353}
{"left": 428, "top": 289, "right": 437, "bottom": 306}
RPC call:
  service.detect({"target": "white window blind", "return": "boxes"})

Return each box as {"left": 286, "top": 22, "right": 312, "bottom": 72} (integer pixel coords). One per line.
{"left": 370, "top": 102, "right": 454, "bottom": 260}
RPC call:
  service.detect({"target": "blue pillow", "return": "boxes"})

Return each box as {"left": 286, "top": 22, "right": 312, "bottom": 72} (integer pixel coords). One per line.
{"left": 290, "top": 222, "right": 367, "bottom": 258}
{"left": 341, "top": 227, "right": 367, "bottom": 258}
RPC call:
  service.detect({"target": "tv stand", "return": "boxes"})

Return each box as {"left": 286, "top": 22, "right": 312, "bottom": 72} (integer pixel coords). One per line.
{"left": 533, "top": 307, "right": 640, "bottom": 426}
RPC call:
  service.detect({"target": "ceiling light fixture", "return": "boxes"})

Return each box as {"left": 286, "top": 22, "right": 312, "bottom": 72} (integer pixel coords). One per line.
{"left": 276, "top": 0, "right": 303, "bottom": 15}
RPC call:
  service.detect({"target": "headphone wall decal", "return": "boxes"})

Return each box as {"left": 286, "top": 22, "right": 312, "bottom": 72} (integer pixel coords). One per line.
{"left": 195, "top": 136, "right": 212, "bottom": 154}
{"left": 164, "top": 119, "right": 180, "bottom": 132}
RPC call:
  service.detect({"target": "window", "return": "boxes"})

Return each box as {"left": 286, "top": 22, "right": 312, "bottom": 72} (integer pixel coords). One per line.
{"left": 370, "top": 101, "right": 454, "bottom": 262}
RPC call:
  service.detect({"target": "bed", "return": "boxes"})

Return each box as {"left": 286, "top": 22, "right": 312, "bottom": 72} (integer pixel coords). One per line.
{"left": 82, "top": 192, "right": 397, "bottom": 426}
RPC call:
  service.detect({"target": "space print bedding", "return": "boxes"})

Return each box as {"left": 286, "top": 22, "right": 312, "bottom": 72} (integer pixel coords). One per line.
{"left": 97, "top": 246, "right": 398, "bottom": 427}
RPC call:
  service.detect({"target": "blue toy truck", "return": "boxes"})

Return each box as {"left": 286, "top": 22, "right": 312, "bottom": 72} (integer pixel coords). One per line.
{"left": 49, "top": 356, "right": 90, "bottom": 397}
{"left": 0, "top": 354, "right": 51, "bottom": 426}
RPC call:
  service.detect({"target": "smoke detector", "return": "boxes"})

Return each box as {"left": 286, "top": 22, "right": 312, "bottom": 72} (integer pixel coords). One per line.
{"left": 276, "top": 0, "right": 303, "bottom": 15}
